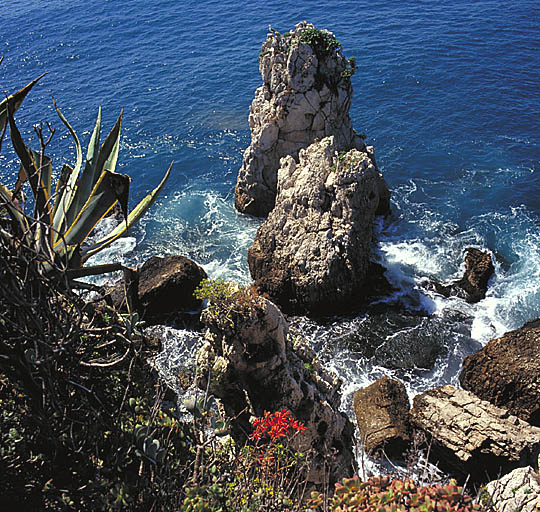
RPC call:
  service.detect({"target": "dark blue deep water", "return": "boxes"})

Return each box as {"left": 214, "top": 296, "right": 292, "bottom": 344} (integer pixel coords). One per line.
{"left": 1, "top": 1, "right": 539, "bottom": 398}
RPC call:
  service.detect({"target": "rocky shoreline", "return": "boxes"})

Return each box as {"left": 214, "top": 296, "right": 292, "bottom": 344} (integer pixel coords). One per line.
{"left": 113, "top": 22, "right": 539, "bottom": 511}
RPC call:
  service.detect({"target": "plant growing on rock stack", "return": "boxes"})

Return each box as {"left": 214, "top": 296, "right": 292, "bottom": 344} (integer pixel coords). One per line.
{"left": 0, "top": 70, "right": 171, "bottom": 281}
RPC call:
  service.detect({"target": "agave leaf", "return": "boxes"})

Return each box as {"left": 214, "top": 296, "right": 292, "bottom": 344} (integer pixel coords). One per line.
{"left": 7, "top": 102, "right": 50, "bottom": 224}
{"left": 81, "top": 162, "right": 172, "bottom": 262}
{"left": 51, "top": 163, "right": 74, "bottom": 225}
{"left": 51, "top": 100, "right": 83, "bottom": 238}
{"left": 56, "top": 169, "right": 130, "bottom": 253}
{"left": 63, "top": 108, "right": 102, "bottom": 233}
{"left": 0, "top": 72, "right": 47, "bottom": 136}
{"left": 39, "top": 244, "right": 78, "bottom": 274}
{"left": 97, "top": 109, "right": 122, "bottom": 175}
{"left": 65, "top": 262, "right": 126, "bottom": 279}
{"left": 77, "top": 108, "right": 122, "bottom": 209}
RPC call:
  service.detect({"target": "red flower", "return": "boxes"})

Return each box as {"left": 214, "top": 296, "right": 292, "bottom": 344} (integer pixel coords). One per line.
{"left": 250, "top": 409, "right": 306, "bottom": 443}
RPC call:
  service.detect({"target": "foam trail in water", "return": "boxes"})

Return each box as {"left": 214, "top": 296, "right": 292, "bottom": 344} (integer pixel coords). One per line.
{"left": 136, "top": 190, "right": 260, "bottom": 283}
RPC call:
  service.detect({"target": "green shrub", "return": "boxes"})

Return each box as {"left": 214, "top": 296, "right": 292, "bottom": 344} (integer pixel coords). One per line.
{"left": 297, "top": 28, "right": 341, "bottom": 59}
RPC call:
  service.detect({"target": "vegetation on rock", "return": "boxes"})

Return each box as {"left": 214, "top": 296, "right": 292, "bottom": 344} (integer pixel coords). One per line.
{"left": 296, "top": 27, "right": 341, "bottom": 59}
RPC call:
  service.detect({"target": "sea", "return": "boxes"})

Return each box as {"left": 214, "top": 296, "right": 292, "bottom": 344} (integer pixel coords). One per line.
{"left": 1, "top": 1, "right": 539, "bottom": 415}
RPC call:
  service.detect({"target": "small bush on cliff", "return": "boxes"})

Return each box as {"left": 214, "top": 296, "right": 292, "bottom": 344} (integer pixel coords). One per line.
{"left": 308, "top": 475, "right": 486, "bottom": 512}
{"left": 297, "top": 28, "right": 341, "bottom": 59}
{"left": 194, "top": 278, "right": 262, "bottom": 327}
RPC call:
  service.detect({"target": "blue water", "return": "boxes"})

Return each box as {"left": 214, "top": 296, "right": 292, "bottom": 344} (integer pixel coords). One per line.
{"left": 1, "top": 1, "right": 539, "bottom": 397}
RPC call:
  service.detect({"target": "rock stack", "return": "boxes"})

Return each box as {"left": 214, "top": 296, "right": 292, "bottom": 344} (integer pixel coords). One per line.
{"left": 236, "top": 22, "right": 390, "bottom": 314}
{"left": 235, "top": 21, "right": 379, "bottom": 217}
{"left": 248, "top": 136, "right": 389, "bottom": 314}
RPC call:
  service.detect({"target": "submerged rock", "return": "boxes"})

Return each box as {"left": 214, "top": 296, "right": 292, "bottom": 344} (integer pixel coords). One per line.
{"left": 431, "top": 248, "right": 495, "bottom": 303}
{"left": 195, "top": 290, "right": 354, "bottom": 487}
{"left": 235, "top": 21, "right": 379, "bottom": 217}
{"left": 353, "top": 377, "right": 411, "bottom": 458}
{"left": 248, "top": 136, "right": 390, "bottom": 315}
{"left": 460, "top": 319, "right": 540, "bottom": 426}
{"left": 409, "top": 385, "right": 540, "bottom": 483}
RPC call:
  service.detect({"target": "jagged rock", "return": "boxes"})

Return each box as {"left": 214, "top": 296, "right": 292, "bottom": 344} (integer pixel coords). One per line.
{"left": 248, "top": 136, "right": 390, "bottom": 315}
{"left": 235, "top": 21, "right": 381, "bottom": 217}
{"left": 485, "top": 466, "right": 540, "bottom": 512}
{"left": 195, "top": 290, "right": 354, "bottom": 487}
{"left": 432, "top": 248, "right": 495, "bottom": 303}
{"left": 137, "top": 255, "right": 207, "bottom": 323}
{"left": 460, "top": 320, "right": 540, "bottom": 426}
{"left": 353, "top": 377, "right": 411, "bottom": 458}
{"left": 409, "top": 385, "right": 540, "bottom": 483}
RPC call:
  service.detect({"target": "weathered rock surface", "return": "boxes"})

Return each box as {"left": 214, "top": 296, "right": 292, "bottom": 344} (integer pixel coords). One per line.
{"left": 409, "top": 385, "right": 540, "bottom": 483}
{"left": 432, "top": 248, "right": 495, "bottom": 303}
{"left": 248, "top": 136, "right": 390, "bottom": 315}
{"left": 485, "top": 466, "right": 540, "bottom": 512}
{"left": 195, "top": 291, "right": 354, "bottom": 487}
{"left": 460, "top": 320, "right": 540, "bottom": 426}
{"left": 353, "top": 377, "right": 411, "bottom": 458}
{"left": 137, "top": 255, "right": 207, "bottom": 323}
{"left": 235, "top": 21, "right": 377, "bottom": 217}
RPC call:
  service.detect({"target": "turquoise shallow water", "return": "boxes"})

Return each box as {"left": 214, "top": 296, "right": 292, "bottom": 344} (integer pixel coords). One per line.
{"left": 1, "top": 1, "right": 539, "bottom": 395}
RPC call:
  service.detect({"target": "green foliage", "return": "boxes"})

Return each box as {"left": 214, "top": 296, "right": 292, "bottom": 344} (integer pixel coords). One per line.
{"left": 194, "top": 278, "right": 239, "bottom": 304}
{"left": 341, "top": 56, "right": 358, "bottom": 80}
{"left": 194, "top": 279, "right": 261, "bottom": 327}
{"left": 308, "top": 475, "right": 487, "bottom": 512}
{"left": 297, "top": 28, "right": 341, "bottom": 59}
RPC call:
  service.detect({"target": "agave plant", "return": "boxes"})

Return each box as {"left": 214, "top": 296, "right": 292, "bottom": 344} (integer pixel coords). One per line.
{"left": 0, "top": 70, "right": 170, "bottom": 279}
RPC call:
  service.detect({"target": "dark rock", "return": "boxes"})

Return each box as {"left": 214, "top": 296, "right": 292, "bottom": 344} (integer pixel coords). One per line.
{"left": 432, "top": 248, "right": 494, "bottom": 303}
{"left": 409, "top": 385, "right": 540, "bottom": 483}
{"left": 138, "top": 255, "right": 207, "bottom": 323}
{"left": 353, "top": 377, "right": 411, "bottom": 458}
{"left": 196, "top": 292, "right": 355, "bottom": 487}
{"left": 248, "top": 136, "right": 390, "bottom": 316}
{"left": 460, "top": 321, "right": 540, "bottom": 426}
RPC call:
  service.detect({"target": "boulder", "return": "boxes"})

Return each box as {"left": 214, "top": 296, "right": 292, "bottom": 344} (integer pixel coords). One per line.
{"left": 248, "top": 136, "right": 390, "bottom": 315}
{"left": 195, "top": 289, "right": 355, "bottom": 487}
{"left": 137, "top": 255, "right": 207, "bottom": 323}
{"left": 353, "top": 377, "right": 411, "bottom": 458}
{"left": 235, "top": 21, "right": 379, "bottom": 217}
{"left": 485, "top": 466, "right": 540, "bottom": 512}
{"left": 409, "top": 385, "right": 540, "bottom": 483}
{"left": 460, "top": 320, "right": 540, "bottom": 426}
{"left": 432, "top": 248, "right": 494, "bottom": 303}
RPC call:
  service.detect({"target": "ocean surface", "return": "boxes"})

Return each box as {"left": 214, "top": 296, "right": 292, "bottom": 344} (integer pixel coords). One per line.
{"left": 1, "top": 1, "right": 539, "bottom": 406}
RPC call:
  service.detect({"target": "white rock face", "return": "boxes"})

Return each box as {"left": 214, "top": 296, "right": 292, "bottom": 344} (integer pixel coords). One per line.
{"left": 248, "top": 136, "right": 390, "bottom": 315}
{"left": 485, "top": 466, "right": 540, "bottom": 512}
{"left": 235, "top": 21, "right": 368, "bottom": 217}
